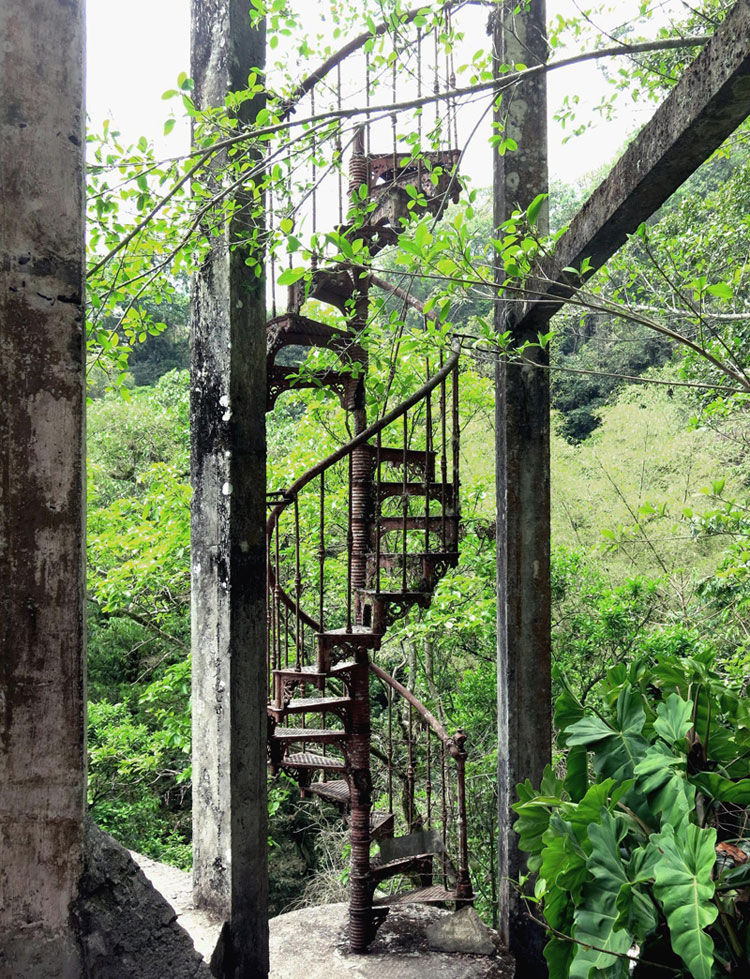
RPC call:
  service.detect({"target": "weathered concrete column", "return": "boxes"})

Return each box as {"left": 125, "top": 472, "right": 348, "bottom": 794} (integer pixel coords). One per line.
{"left": 190, "top": 2, "right": 269, "bottom": 977}
{"left": 493, "top": 2, "right": 550, "bottom": 973}
{"left": 0, "top": 1, "right": 87, "bottom": 976}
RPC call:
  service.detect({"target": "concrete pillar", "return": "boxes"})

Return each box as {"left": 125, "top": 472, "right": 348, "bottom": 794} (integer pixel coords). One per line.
{"left": 0, "top": 1, "right": 87, "bottom": 976}
{"left": 493, "top": 2, "right": 551, "bottom": 973}
{"left": 190, "top": 2, "right": 269, "bottom": 976}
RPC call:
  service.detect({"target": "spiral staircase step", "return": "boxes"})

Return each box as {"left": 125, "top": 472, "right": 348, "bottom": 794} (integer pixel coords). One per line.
{"left": 377, "top": 481, "right": 455, "bottom": 505}
{"left": 361, "top": 445, "right": 436, "bottom": 478}
{"left": 271, "top": 727, "right": 348, "bottom": 744}
{"left": 372, "top": 885, "right": 462, "bottom": 907}
{"left": 282, "top": 752, "right": 348, "bottom": 773}
{"left": 307, "top": 779, "right": 350, "bottom": 805}
{"left": 268, "top": 695, "right": 352, "bottom": 723}
{"left": 316, "top": 627, "right": 380, "bottom": 652}
{"left": 370, "top": 852, "right": 434, "bottom": 884}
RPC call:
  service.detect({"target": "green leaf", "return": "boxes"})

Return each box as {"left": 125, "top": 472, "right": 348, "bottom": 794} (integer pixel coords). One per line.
{"left": 693, "top": 772, "right": 750, "bottom": 805}
{"left": 653, "top": 693, "right": 692, "bottom": 746}
{"left": 564, "top": 745, "right": 589, "bottom": 803}
{"left": 706, "top": 281, "right": 733, "bottom": 300}
{"left": 567, "top": 687, "right": 648, "bottom": 784}
{"left": 717, "top": 861, "right": 750, "bottom": 891}
{"left": 652, "top": 823, "right": 718, "bottom": 979}
{"left": 554, "top": 674, "right": 585, "bottom": 745}
{"left": 616, "top": 844, "right": 661, "bottom": 942}
{"left": 634, "top": 745, "right": 694, "bottom": 830}
{"left": 569, "top": 811, "right": 632, "bottom": 979}
{"left": 277, "top": 267, "right": 306, "bottom": 286}
{"left": 527, "top": 193, "right": 547, "bottom": 228}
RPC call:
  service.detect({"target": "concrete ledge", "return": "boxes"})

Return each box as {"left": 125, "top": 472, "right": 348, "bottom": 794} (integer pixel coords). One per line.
{"left": 132, "top": 851, "right": 515, "bottom": 978}
{"left": 268, "top": 903, "right": 514, "bottom": 979}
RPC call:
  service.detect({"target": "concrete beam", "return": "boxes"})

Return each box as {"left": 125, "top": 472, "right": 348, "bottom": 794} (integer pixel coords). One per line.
{"left": 190, "top": 2, "right": 269, "bottom": 976}
{"left": 518, "top": 0, "right": 750, "bottom": 334}
{"left": 0, "top": 1, "right": 86, "bottom": 976}
{"left": 493, "top": 2, "right": 550, "bottom": 974}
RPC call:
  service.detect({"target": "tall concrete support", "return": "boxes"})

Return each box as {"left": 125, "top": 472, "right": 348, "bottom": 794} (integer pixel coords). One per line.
{"left": 190, "top": 2, "right": 269, "bottom": 976}
{"left": 0, "top": 1, "right": 87, "bottom": 976}
{"left": 493, "top": 2, "right": 550, "bottom": 973}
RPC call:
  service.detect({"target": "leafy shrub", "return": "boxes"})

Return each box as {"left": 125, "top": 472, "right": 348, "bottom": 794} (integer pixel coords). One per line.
{"left": 514, "top": 651, "right": 750, "bottom": 978}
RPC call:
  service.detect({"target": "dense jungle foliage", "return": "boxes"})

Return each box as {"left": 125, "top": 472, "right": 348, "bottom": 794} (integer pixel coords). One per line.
{"left": 85, "top": 0, "right": 750, "bottom": 973}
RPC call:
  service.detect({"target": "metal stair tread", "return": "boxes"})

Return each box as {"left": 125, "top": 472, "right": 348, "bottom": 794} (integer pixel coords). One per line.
{"left": 317, "top": 626, "right": 380, "bottom": 647}
{"left": 361, "top": 445, "right": 436, "bottom": 469}
{"left": 307, "top": 779, "right": 350, "bottom": 804}
{"left": 282, "top": 752, "right": 347, "bottom": 772}
{"left": 273, "top": 663, "right": 326, "bottom": 677}
{"left": 373, "top": 885, "right": 462, "bottom": 907}
{"left": 358, "top": 589, "right": 432, "bottom": 599}
{"left": 376, "top": 550, "right": 459, "bottom": 561}
{"left": 284, "top": 695, "right": 352, "bottom": 712}
{"left": 377, "top": 481, "right": 454, "bottom": 499}
{"left": 378, "top": 514, "right": 458, "bottom": 535}
{"left": 371, "top": 851, "right": 435, "bottom": 870}
{"left": 370, "top": 851, "right": 434, "bottom": 882}
{"left": 271, "top": 727, "right": 348, "bottom": 742}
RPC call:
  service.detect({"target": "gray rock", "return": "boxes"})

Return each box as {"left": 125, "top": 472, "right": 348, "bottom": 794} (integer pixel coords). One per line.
{"left": 426, "top": 906, "right": 496, "bottom": 956}
{"left": 75, "top": 822, "right": 211, "bottom": 978}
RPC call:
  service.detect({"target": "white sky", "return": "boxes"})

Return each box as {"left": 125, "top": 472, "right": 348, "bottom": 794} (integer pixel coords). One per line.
{"left": 85, "top": 0, "right": 678, "bottom": 188}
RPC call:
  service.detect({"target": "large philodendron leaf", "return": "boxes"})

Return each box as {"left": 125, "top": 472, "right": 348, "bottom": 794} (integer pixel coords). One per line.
{"left": 652, "top": 693, "right": 693, "bottom": 746}
{"left": 513, "top": 769, "right": 565, "bottom": 872}
{"left": 543, "top": 885, "right": 577, "bottom": 979}
{"left": 568, "top": 811, "right": 633, "bottom": 979}
{"left": 566, "top": 687, "right": 649, "bottom": 786}
{"left": 693, "top": 771, "right": 750, "bottom": 805}
{"left": 616, "top": 845, "right": 660, "bottom": 943}
{"left": 652, "top": 823, "right": 718, "bottom": 979}
{"left": 634, "top": 745, "right": 695, "bottom": 831}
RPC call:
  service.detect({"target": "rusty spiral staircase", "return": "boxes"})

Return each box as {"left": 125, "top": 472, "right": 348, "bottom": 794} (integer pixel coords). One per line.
{"left": 265, "top": 129, "right": 472, "bottom": 952}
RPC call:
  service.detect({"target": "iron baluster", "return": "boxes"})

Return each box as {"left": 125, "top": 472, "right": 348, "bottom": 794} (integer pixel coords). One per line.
{"left": 375, "top": 431, "right": 382, "bottom": 594}
{"left": 266, "top": 534, "right": 274, "bottom": 691}
{"left": 440, "top": 350, "right": 448, "bottom": 550}
{"left": 365, "top": 50, "right": 371, "bottom": 158}
{"left": 441, "top": 741, "right": 448, "bottom": 889}
{"left": 426, "top": 727, "right": 432, "bottom": 830}
{"left": 402, "top": 412, "right": 409, "bottom": 593}
{"left": 452, "top": 361, "right": 460, "bottom": 524}
{"left": 387, "top": 683, "right": 393, "bottom": 815}
{"left": 451, "top": 728, "right": 473, "bottom": 900}
{"left": 269, "top": 185, "right": 277, "bottom": 319}
{"left": 336, "top": 65, "right": 343, "bottom": 226}
{"left": 311, "top": 87, "right": 317, "bottom": 235}
{"left": 417, "top": 26, "right": 423, "bottom": 195}
{"left": 294, "top": 496, "right": 302, "bottom": 670}
{"left": 284, "top": 602, "right": 289, "bottom": 670}
{"left": 433, "top": 24, "right": 440, "bottom": 142}
{"left": 424, "top": 354, "right": 431, "bottom": 556}
{"left": 319, "top": 472, "right": 325, "bottom": 632}
{"left": 406, "top": 704, "right": 414, "bottom": 833}
{"left": 274, "top": 523, "right": 281, "bottom": 674}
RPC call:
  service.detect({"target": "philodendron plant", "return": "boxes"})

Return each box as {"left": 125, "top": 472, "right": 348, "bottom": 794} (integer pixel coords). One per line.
{"left": 513, "top": 652, "right": 750, "bottom": 978}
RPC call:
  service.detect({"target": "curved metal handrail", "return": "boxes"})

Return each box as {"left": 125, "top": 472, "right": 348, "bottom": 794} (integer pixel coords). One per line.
{"left": 267, "top": 340, "right": 460, "bottom": 633}
{"left": 369, "top": 661, "right": 450, "bottom": 745}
